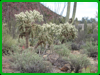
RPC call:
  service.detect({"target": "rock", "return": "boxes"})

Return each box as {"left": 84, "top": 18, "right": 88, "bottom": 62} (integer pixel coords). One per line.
{"left": 59, "top": 64, "right": 70, "bottom": 72}
{"left": 48, "top": 53, "right": 59, "bottom": 62}
{"left": 52, "top": 66, "right": 65, "bottom": 73}
{"left": 47, "top": 53, "right": 60, "bottom": 66}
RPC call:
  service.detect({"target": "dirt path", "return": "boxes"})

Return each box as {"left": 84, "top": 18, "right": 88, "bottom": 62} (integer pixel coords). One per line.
{"left": 2, "top": 56, "right": 19, "bottom": 73}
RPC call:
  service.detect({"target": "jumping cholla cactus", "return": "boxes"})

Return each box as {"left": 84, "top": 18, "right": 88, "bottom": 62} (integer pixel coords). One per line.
{"left": 15, "top": 10, "right": 77, "bottom": 49}
{"left": 15, "top": 10, "right": 43, "bottom": 48}
{"left": 34, "top": 22, "right": 78, "bottom": 49}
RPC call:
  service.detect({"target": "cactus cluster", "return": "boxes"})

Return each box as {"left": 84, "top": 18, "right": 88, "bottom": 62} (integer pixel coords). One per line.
{"left": 35, "top": 22, "right": 78, "bottom": 48}
{"left": 15, "top": 10, "right": 43, "bottom": 48}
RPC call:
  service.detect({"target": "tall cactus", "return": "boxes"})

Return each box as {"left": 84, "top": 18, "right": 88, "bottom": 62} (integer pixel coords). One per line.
{"left": 71, "top": 2, "right": 77, "bottom": 24}
{"left": 65, "top": 2, "right": 71, "bottom": 23}
{"left": 84, "top": 20, "right": 87, "bottom": 35}
{"left": 92, "top": 22, "right": 96, "bottom": 33}
{"left": 65, "top": 2, "right": 77, "bottom": 24}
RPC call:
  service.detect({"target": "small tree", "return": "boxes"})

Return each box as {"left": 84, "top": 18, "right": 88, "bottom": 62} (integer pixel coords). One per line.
{"left": 15, "top": 10, "right": 43, "bottom": 48}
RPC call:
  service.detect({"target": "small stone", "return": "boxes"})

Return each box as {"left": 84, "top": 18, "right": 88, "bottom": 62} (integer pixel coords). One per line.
{"left": 59, "top": 65, "right": 69, "bottom": 72}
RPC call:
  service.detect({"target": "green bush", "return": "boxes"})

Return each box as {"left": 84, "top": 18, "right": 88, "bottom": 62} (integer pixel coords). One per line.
{"left": 29, "top": 38, "right": 38, "bottom": 46}
{"left": 69, "top": 54, "right": 91, "bottom": 73}
{"left": 71, "top": 43, "right": 80, "bottom": 50}
{"left": 93, "top": 28, "right": 98, "bottom": 34}
{"left": 75, "top": 30, "right": 85, "bottom": 43}
{"left": 75, "top": 25, "right": 82, "bottom": 32}
{"left": 35, "top": 45, "right": 46, "bottom": 54}
{"left": 65, "top": 42, "right": 72, "bottom": 50}
{"left": 54, "top": 44, "right": 70, "bottom": 56}
{"left": 92, "top": 34, "right": 98, "bottom": 42}
{"left": 18, "top": 38, "right": 26, "bottom": 47}
{"left": 81, "top": 41, "right": 98, "bottom": 56}
{"left": 2, "top": 34, "right": 18, "bottom": 55}
{"left": 87, "top": 25, "right": 93, "bottom": 34}
{"left": 54, "top": 44, "right": 66, "bottom": 50}
{"left": 57, "top": 48, "right": 70, "bottom": 56}
{"left": 2, "top": 23, "right": 18, "bottom": 55}
{"left": 10, "top": 49, "right": 52, "bottom": 73}
{"left": 80, "top": 49, "right": 88, "bottom": 55}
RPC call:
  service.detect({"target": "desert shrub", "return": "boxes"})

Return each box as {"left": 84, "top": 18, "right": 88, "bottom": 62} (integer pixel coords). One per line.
{"left": 80, "top": 49, "right": 88, "bottom": 55}
{"left": 93, "top": 28, "right": 98, "bottom": 34}
{"left": 29, "top": 38, "right": 38, "bottom": 46}
{"left": 87, "top": 25, "right": 93, "bottom": 34}
{"left": 69, "top": 54, "right": 91, "bottom": 73}
{"left": 2, "top": 26, "right": 18, "bottom": 55}
{"left": 81, "top": 41, "right": 98, "bottom": 57}
{"left": 75, "top": 30, "right": 85, "bottom": 43}
{"left": 75, "top": 25, "right": 82, "bottom": 32}
{"left": 85, "top": 45, "right": 98, "bottom": 57}
{"left": 91, "top": 34, "right": 98, "bottom": 41}
{"left": 10, "top": 44, "right": 21, "bottom": 53}
{"left": 18, "top": 38, "right": 26, "bottom": 47}
{"left": 65, "top": 42, "right": 72, "bottom": 50}
{"left": 54, "top": 44, "right": 70, "bottom": 56}
{"left": 2, "top": 38, "right": 16, "bottom": 55}
{"left": 56, "top": 48, "right": 70, "bottom": 56}
{"left": 35, "top": 45, "right": 46, "bottom": 54}
{"left": 54, "top": 44, "right": 65, "bottom": 50}
{"left": 92, "top": 22, "right": 98, "bottom": 33}
{"left": 10, "top": 49, "right": 52, "bottom": 73}
{"left": 71, "top": 43, "right": 80, "bottom": 50}
{"left": 85, "top": 34, "right": 91, "bottom": 39}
